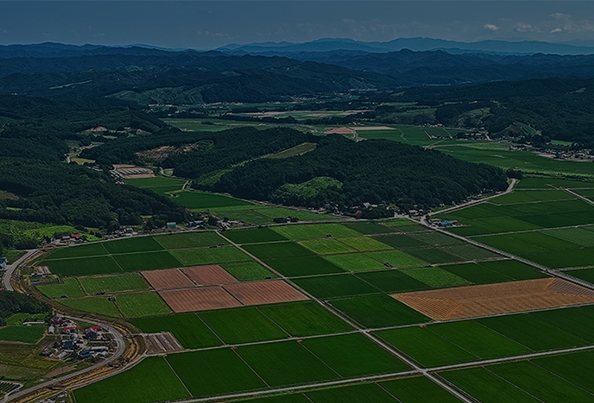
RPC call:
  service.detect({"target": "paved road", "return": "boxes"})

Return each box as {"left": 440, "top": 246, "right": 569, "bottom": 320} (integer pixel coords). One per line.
{"left": 2, "top": 249, "right": 37, "bottom": 291}
{"left": 3, "top": 316, "right": 126, "bottom": 402}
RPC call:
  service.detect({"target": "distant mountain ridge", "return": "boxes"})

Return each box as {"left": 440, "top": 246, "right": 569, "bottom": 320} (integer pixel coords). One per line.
{"left": 218, "top": 37, "right": 594, "bottom": 56}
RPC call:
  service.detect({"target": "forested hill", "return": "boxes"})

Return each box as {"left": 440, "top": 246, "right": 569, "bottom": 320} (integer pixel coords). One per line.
{"left": 213, "top": 135, "right": 508, "bottom": 210}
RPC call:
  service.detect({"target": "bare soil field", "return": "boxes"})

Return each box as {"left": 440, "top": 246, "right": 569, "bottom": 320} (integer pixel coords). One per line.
{"left": 159, "top": 287, "right": 242, "bottom": 312}
{"left": 141, "top": 269, "right": 195, "bottom": 290}
{"left": 182, "top": 265, "right": 238, "bottom": 285}
{"left": 325, "top": 127, "right": 354, "bottom": 135}
{"left": 224, "top": 280, "right": 308, "bottom": 306}
{"left": 145, "top": 332, "right": 184, "bottom": 354}
{"left": 394, "top": 278, "right": 594, "bottom": 320}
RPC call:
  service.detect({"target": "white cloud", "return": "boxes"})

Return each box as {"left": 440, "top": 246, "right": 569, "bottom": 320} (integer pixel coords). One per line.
{"left": 515, "top": 22, "right": 537, "bottom": 33}
{"left": 483, "top": 24, "right": 499, "bottom": 31}
{"left": 551, "top": 28, "right": 563, "bottom": 33}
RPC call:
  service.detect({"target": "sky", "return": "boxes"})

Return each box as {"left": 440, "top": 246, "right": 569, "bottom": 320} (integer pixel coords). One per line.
{"left": 0, "top": 1, "right": 593, "bottom": 49}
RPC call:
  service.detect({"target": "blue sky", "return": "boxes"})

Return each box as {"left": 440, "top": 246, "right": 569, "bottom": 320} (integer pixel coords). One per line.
{"left": 0, "top": 1, "right": 593, "bottom": 48}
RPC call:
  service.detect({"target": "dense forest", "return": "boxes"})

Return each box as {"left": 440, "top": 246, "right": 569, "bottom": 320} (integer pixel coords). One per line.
{"left": 0, "top": 159, "right": 187, "bottom": 230}
{"left": 214, "top": 135, "right": 508, "bottom": 210}
{"left": 0, "top": 291, "right": 50, "bottom": 326}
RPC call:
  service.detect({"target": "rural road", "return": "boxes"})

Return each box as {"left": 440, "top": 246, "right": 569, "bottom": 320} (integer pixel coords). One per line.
{"left": 2, "top": 249, "right": 37, "bottom": 291}
{"left": 3, "top": 315, "right": 127, "bottom": 402}
{"left": 429, "top": 178, "right": 518, "bottom": 217}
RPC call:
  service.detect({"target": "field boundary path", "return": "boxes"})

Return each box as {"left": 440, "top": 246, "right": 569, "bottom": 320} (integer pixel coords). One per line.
{"left": 2, "top": 316, "right": 126, "bottom": 403}
{"left": 429, "top": 179, "right": 517, "bottom": 217}
{"left": 564, "top": 188, "right": 594, "bottom": 206}
{"left": 2, "top": 249, "right": 38, "bottom": 291}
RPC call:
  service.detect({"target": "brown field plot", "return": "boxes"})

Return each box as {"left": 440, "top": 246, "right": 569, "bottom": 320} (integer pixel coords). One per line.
{"left": 144, "top": 332, "right": 184, "bottom": 354}
{"left": 182, "top": 265, "right": 238, "bottom": 285}
{"left": 141, "top": 269, "right": 195, "bottom": 290}
{"left": 224, "top": 280, "right": 308, "bottom": 306}
{"left": 394, "top": 278, "right": 594, "bottom": 321}
{"left": 159, "top": 287, "right": 241, "bottom": 312}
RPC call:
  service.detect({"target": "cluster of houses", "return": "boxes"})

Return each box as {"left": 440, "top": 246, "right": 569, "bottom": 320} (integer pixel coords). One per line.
{"left": 0, "top": 256, "right": 7, "bottom": 270}
{"left": 42, "top": 315, "right": 111, "bottom": 361}
{"left": 429, "top": 218, "right": 461, "bottom": 228}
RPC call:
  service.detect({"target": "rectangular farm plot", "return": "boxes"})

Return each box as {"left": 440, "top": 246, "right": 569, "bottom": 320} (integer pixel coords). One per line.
{"left": 330, "top": 294, "right": 430, "bottom": 328}
{"left": 532, "top": 351, "right": 594, "bottom": 395}
{"left": 356, "top": 270, "right": 430, "bottom": 293}
{"left": 292, "top": 274, "right": 380, "bottom": 299}
{"left": 224, "top": 280, "right": 308, "bottom": 306}
{"left": 366, "top": 250, "right": 426, "bottom": 268}
{"left": 243, "top": 242, "right": 316, "bottom": 260}
{"left": 323, "top": 253, "right": 386, "bottom": 272}
{"left": 42, "top": 256, "right": 122, "bottom": 277}
{"left": 115, "top": 292, "right": 171, "bottom": 318}
{"left": 198, "top": 307, "right": 288, "bottom": 344}
{"left": 223, "top": 228, "right": 288, "bottom": 244}
{"left": 375, "top": 234, "right": 428, "bottom": 248}
{"left": 78, "top": 273, "right": 150, "bottom": 294}
{"left": 543, "top": 227, "right": 594, "bottom": 247}
{"left": 394, "top": 278, "right": 594, "bottom": 321}
{"left": 375, "top": 326, "right": 478, "bottom": 367}
{"left": 173, "top": 191, "right": 253, "bottom": 210}
{"left": 114, "top": 251, "right": 182, "bottom": 272}
{"left": 222, "top": 261, "right": 277, "bottom": 281}
{"left": 400, "top": 267, "right": 471, "bottom": 288}
{"left": 37, "top": 278, "right": 84, "bottom": 298}
{"left": 166, "top": 348, "right": 267, "bottom": 397}
{"left": 183, "top": 265, "right": 238, "bottom": 285}
{"left": 342, "top": 222, "right": 395, "bottom": 234}
{"left": 171, "top": 245, "right": 251, "bottom": 266}
{"left": 439, "top": 244, "right": 500, "bottom": 260}
{"left": 302, "top": 334, "right": 410, "bottom": 377}
{"left": 306, "top": 383, "right": 398, "bottom": 403}
{"left": 529, "top": 307, "right": 594, "bottom": 343}
{"left": 401, "top": 247, "right": 462, "bottom": 264}
{"left": 155, "top": 231, "right": 226, "bottom": 249}
{"left": 337, "top": 237, "right": 392, "bottom": 252}
{"left": 271, "top": 223, "right": 361, "bottom": 240}
{"left": 440, "top": 367, "right": 542, "bottom": 403}
{"left": 141, "top": 268, "right": 195, "bottom": 290}
{"left": 131, "top": 313, "right": 221, "bottom": 349}
{"left": 73, "top": 356, "right": 190, "bottom": 403}
{"left": 258, "top": 301, "right": 353, "bottom": 337}
{"left": 265, "top": 256, "right": 346, "bottom": 277}
{"left": 59, "top": 296, "right": 121, "bottom": 318}
{"left": 236, "top": 341, "right": 339, "bottom": 387}
{"left": 441, "top": 262, "right": 514, "bottom": 285}
{"left": 299, "top": 239, "right": 357, "bottom": 255}
{"left": 103, "top": 237, "right": 164, "bottom": 254}
{"left": 44, "top": 243, "right": 108, "bottom": 260}
{"left": 159, "top": 287, "right": 242, "bottom": 312}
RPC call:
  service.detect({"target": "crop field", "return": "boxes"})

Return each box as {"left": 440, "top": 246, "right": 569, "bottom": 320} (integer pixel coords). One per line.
{"left": 516, "top": 177, "right": 594, "bottom": 189}
{"left": 170, "top": 245, "right": 250, "bottom": 265}
{"left": 356, "top": 270, "right": 429, "bottom": 293}
{"left": 400, "top": 267, "right": 471, "bottom": 288}
{"left": 41, "top": 256, "right": 122, "bottom": 277}
{"left": 131, "top": 313, "right": 222, "bottom": 349}
{"left": 59, "top": 296, "right": 121, "bottom": 317}
{"left": 292, "top": 274, "right": 380, "bottom": 299}
{"left": 244, "top": 242, "right": 316, "bottom": 260}
{"left": 322, "top": 253, "right": 386, "bottom": 272}
{"left": 73, "top": 356, "right": 190, "bottom": 403}
{"left": 113, "top": 251, "right": 182, "bottom": 272}
{"left": 154, "top": 231, "right": 226, "bottom": 249}
{"left": 301, "top": 333, "right": 409, "bottom": 377}
{"left": 171, "top": 191, "right": 254, "bottom": 210}
{"left": 299, "top": 239, "right": 357, "bottom": 255}
{"left": 199, "top": 307, "right": 288, "bottom": 344}
{"left": 395, "top": 278, "right": 594, "bottom": 321}
{"left": 224, "top": 228, "right": 288, "bottom": 244}
{"left": 37, "top": 277, "right": 84, "bottom": 298}
{"left": 102, "top": 237, "right": 164, "bottom": 254}
{"left": 114, "top": 292, "right": 171, "bottom": 318}
{"left": 441, "top": 260, "right": 547, "bottom": 284}
{"left": 337, "top": 236, "right": 392, "bottom": 252}
{"left": 257, "top": 302, "right": 353, "bottom": 336}
{"left": 221, "top": 261, "right": 277, "bottom": 281}
{"left": 330, "top": 294, "right": 430, "bottom": 328}
{"left": 78, "top": 273, "right": 149, "bottom": 294}
{"left": 265, "top": 256, "right": 345, "bottom": 277}
{"left": 271, "top": 223, "right": 360, "bottom": 240}
{"left": 0, "top": 326, "right": 45, "bottom": 344}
